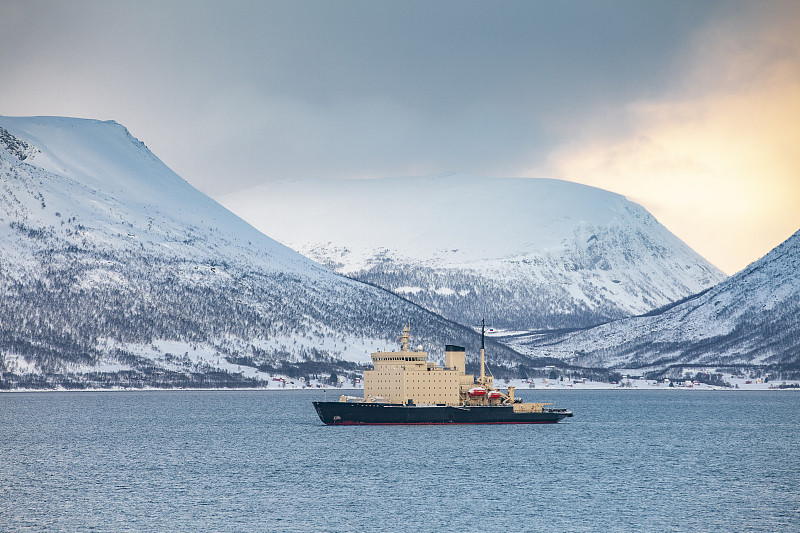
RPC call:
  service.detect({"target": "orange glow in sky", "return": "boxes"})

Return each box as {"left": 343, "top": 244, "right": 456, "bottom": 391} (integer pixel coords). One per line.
{"left": 536, "top": 5, "right": 800, "bottom": 274}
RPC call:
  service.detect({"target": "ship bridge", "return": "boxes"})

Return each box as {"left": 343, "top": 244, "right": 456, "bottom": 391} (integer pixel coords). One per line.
{"left": 371, "top": 353, "right": 428, "bottom": 363}
{"left": 363, "top": 324, "right": 474, "bottom": 405}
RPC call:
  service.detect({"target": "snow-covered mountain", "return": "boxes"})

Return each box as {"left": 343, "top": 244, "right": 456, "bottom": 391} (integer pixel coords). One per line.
{"left": 0, "top": 117, "right": 528, "bottom": 388}
{"left": 220, "top": 174, "right": 725, "bottom": 331}
{"left": 503, "top": 229, "right": 800, "bottom": 372}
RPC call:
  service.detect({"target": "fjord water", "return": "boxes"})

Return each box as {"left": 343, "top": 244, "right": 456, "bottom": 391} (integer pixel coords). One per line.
{"left": 2, "top": 390, "right": 798, "bottom": 532}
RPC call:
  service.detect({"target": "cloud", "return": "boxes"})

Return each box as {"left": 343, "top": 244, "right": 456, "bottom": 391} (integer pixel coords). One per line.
{"left": 538, "top": 1, "right": 800, "bottom": 274}
{"left": 1, "top": 1, "right": 720, "bottom": 190}
{"left": 2, "top": 1, "right": 796, "bottom": 271}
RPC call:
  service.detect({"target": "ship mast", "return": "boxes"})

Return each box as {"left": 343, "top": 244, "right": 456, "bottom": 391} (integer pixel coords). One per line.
{"left": 399, "top": 321, "right": 411, "bottom": 352}
{"left": 479, "top": 318, "right": 487, "bottom": 386}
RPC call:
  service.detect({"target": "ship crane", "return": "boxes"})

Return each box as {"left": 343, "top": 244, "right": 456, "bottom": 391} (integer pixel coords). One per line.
{"left": 476, "top": 318, "right": 491, "bottom": 388}
{"left": 471, "top": 319, "right": 528, "bottom": 407}
{"left": 469, "top": 318, "right": 502, "bottom": 404}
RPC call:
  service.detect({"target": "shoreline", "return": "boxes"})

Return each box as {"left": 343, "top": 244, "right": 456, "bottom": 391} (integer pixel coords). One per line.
{"left": 3, "top": 373, "right": 797, "bottom": 394}
{"left": 3, "top": 384, "right": 798, "bottom": 394}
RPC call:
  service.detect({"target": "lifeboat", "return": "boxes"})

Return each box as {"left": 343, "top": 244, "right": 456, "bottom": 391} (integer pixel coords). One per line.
{"left": 468, "top": 387, "right": 487, "bottom": 397}
{"left": 487, "top": 390, "right": 502, "bottom": 400}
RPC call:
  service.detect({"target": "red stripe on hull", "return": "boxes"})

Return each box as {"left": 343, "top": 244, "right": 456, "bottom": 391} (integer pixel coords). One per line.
{"left": 330, "top": 420, "right": 556, "bottom": 425}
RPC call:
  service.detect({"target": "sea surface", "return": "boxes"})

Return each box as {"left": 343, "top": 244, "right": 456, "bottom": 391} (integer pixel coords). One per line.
{"left": 1, "top": 389, "right": 798, "bottom": 532}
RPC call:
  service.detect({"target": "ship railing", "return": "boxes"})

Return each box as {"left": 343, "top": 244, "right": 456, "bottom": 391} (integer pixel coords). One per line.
{"left": 339, "top": 395, "right": 366, "bottom": 403}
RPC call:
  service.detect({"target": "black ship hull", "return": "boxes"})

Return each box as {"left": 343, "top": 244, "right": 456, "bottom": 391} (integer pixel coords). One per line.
{"left": 313, "top": 401, "right": 573, "bottom": 425}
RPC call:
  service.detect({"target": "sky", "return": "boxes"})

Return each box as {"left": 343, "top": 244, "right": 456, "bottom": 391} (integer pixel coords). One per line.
{"left": 1, "top": 0, "right": 798, "bottom": 275}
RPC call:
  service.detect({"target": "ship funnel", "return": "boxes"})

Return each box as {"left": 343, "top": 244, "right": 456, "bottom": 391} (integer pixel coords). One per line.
{"left": 445, "top": 345, "right": 466, "bottom": 374}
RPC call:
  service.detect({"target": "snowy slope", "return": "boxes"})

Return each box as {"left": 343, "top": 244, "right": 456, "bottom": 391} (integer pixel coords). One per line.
{"left": 503, "top": 229, "right": 800, "bottom": 370}
{"left": 219, "top": 173, "right": 725, "bottom": 330}
{"left": 0, "top": 116, "right": 314, "bottom": 272}
{"left": 0, "top": 117, "right": 526, "bottom": 387}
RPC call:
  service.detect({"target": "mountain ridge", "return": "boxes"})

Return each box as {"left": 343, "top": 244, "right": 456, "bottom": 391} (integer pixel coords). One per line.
{"left": 220, "top": 173, "right": 726, "bottom": 331}
{"left": 0, "top": 116, "right": 533, "bottom": 388}
{"left": 502, "top": 228, "right": 800, "bottom": 373}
